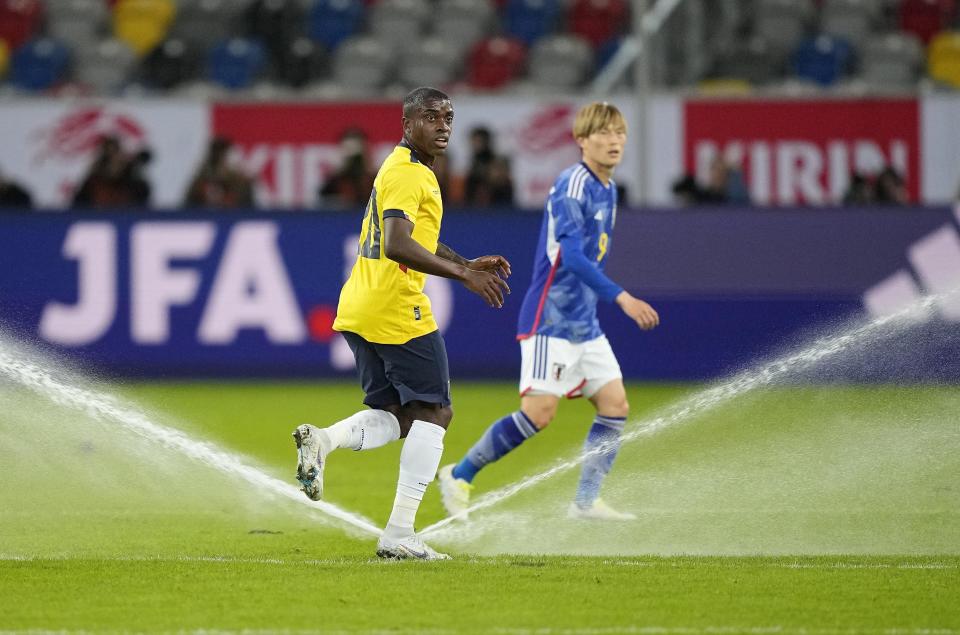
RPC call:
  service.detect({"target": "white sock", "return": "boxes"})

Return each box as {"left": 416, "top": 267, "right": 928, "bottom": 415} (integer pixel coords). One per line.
{"left": 384, "top": 420, "right": 446, "bottom": 539}
{"left": 325, "top": 409, "right": 401, "bottom": 451}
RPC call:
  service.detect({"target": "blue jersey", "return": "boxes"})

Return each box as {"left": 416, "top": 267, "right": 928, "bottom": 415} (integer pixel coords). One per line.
{"left": 517, "top": 162, "right": 622, "bottom": 343}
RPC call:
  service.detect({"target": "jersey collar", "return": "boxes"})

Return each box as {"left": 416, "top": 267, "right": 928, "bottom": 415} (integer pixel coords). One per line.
{"left": 579, "top": 160, "right": 611, "bottom": 189}
{"left": 399, "top": 140, "right": 424, "bottom": 164}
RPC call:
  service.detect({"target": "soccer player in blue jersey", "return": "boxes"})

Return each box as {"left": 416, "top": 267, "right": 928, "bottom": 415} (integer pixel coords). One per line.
{"left": 438, "top": 102, "right": 659, "bottom": 520}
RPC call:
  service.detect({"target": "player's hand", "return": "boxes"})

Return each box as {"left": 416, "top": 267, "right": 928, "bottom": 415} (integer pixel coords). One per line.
{"left": 462, "top": 267, "right": 511, "bottom": 308}
{"left": 616, "top": 292, "right": 659, "bottom": 330}
{"left": 467, "top": 255, "right": 512, "bottom": 280}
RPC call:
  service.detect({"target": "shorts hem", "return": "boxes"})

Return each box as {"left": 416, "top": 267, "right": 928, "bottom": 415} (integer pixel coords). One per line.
{"left": 398, "top": 389, "right": 452, "bottom": 408}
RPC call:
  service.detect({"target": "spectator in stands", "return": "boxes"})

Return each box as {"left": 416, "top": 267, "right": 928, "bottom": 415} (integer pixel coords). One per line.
{"left": 464, "top": 127, "right": 495, "bottom": 205}
{"left": 72, "top": 136, "right": 152, "bottom": 209}
{"left": 185, "top": 137, "right": 254, "bottom": 209}
{"left": 319, "top": 128, "right": 375, "bottom": 209}
{"left": 0, "top": 170, "right": 33, "bottom": 209}
{"left": 671, "top": 173, "right": 708, "bottom": 206}
{"left": 703, "top": 156, "right": 750, "bottom": 205}
{"left": 874, "top": 166, "right": 908, "bottom": 205}
{"left": 842, "top": 172, "right": 874, "bottom": 205}
{"left": 670, "top": 158, "right": 750, "bottom": 207}
{"left": 463, "top": 126, "right": 515, "bottom": 207}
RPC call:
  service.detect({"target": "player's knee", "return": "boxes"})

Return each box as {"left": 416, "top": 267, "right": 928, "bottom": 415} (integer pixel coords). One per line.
{"left": 436, "top": 406, "right": 454, "bottom": 428}
{"left": 523, "top": 404, "right": 556, "bottom": 430}
{"left": 604, "top": 396, "right": 629, "bottom": 419}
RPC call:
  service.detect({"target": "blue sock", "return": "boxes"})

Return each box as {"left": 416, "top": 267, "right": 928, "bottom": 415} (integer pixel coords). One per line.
{"left": 452, "top": 411, "right": 539, "bottom": 483}
{"left": 575, "top": 415, "right": 625, "bottom": 508}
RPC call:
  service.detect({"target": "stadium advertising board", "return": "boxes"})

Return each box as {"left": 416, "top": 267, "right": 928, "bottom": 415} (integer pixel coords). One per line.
{"left": 1, "top": 209, "right": 957, "bottom": 381}
{"left": 0, "top": 101, "right": 207, "bottom": 208}
{"left": 684, "top": 99, "right": 921, "bottom": 205}
{"left": 2, "top": 97, "right": 960, "bottom": 208}
{"left": 211, "top": 99, "right": 641, "bottom": 208}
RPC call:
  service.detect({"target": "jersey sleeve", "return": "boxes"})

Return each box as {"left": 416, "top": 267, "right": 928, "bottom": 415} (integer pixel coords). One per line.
{"left": 379, "top": 164, "right": 424, "bottom": 223}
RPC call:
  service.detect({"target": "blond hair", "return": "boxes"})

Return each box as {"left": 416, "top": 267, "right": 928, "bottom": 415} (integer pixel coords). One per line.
{"left": 572, "top": 102, "right": 627, "bottom": 139}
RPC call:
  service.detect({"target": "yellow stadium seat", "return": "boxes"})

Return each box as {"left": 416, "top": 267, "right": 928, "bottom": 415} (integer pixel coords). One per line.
{"left": 0, "top": 40, "right": 9, "bottom": 80}
{"left": 698, "top": 79, "right": 753, "bottom": 95}
{"left": 928, "top": 31, "right": 960, "bottom": 88}
{"left": 113, "top": 0, "right": 176, "bottom": 56}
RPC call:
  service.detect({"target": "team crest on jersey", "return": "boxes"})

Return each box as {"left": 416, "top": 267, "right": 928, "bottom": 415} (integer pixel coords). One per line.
{"left": 552, "top": 362, "right": 566, "bottom": 381}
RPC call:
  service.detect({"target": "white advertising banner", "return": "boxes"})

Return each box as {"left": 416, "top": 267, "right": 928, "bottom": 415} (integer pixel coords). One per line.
{"left": 0, "top": 100, "right": 208, "bottom": 209}
{"left": 444, "top": 97, "right": 643, "bottom": 207}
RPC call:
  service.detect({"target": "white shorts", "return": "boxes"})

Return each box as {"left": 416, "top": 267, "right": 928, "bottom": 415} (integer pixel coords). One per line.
{"left": 519, "top": 334, "right": 623, "bottom": 399}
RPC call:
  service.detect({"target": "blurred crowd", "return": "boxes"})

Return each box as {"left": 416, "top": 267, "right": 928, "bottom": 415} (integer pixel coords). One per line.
{"left": 671, "top": 158, "right": 914, "bottom": 207}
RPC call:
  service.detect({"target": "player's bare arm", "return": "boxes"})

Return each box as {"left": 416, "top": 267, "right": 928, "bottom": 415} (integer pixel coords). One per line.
{"left": 436, "top": 242, "right": 512, "bottom": 280}
{"left": 615, "top": 291, "right": 659, "bottom": 330}
{"left": 384, "top": 216, "right": 510, "bottom": 308}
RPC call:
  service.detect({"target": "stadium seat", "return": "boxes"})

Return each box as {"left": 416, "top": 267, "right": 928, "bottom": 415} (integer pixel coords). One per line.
{"left": 113, "top": 0, "right": 177, "bottom": 56}
{"left": 568, "top": 0, "right": 629, "bottom": 48}
{"left": 308, "top": 0, "right": 364, "bottom": 50}
{"left": 169, "top": 0, "right": 235, "bottom": 51}
{"left": 527, "top": 34, "right": 593, "bottom": 88}
{"left": 431, "top": 0, "right": 496, "bottom": 56}
{"left": 715, "top": 36, "right": 782, "bottom": 85}
{"left": 73, "top": 37, "right": 136, "bottom": 94}
{"left": 208, "top": 37, "right": 266, "bottom": 90}
{"left": 755, "top": 0, "right": 815, "bottom": 56}
{"left": 45, "top": 0, "right": 109, "bottom": 51}
{"left": 821, "top": 0, "right": 879, "bottom": 49}
{"left": 143, "top": 37, "right": 199, "bottom": 89}
{"left": 791, "top": 34, "right": 853, "bottom": 86}
{"left": 0, "top": 40, "right": 8, "bottom": 80}
{"left": 595, "top": 36, "right": 623, "bottom": 70}
{"left": 246, "top": 0, "right": 305, "bottom": 61}
{"left": 467, "top": 36, "right": 526, "bottom": 89}
{"left": 368, "top": 0, "right": 430, "bottom": 52}
{"left": 503, "top": 0, "right": 562, "bottom": 46}
{"left": 398, "top": 37, "right": 459, "bottom": 89}
{"left": 859, "top": 32, "right": 923, "bottom": 88}
{"left": 0, "top": 0, "right": 43, "bottom": 51}
{"left": 899, "top": 0, "right": 957, "bottom": 44}
{"left": 928, "top": 30, "right": 960, "bottom": 87}
{"left": 276, "top": 36, "right": 327, "bottom": 87}
{"left": 11, "top": 37, "right": 69, "bottom": 91}
{"left": 331, "top": 35, "right": 392, "bottom": 92}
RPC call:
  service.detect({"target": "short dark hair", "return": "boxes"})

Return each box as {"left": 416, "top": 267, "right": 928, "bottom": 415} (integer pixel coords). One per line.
{"left": 403, "top": 87, "right": 450, "bottom": 118}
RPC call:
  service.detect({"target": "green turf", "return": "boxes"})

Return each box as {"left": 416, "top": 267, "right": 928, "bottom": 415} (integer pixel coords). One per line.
{"left": 1, "top": 380, "right": 958, "bottom": 631}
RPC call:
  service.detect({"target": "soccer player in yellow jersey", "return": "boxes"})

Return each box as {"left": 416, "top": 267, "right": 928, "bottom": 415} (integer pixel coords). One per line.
{"left": 292, "top": 87, "right": 511, "bottom": 560}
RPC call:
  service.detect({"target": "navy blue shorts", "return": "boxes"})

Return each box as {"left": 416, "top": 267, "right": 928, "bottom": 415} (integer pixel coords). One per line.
{"left": 341, "top": 330, "right": 452, "bottom": 408}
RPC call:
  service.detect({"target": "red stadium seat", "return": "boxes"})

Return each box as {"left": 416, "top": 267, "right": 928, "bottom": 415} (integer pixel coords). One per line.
{"left": 569, "top": 0, "right": 629, "bottom": 48}
{"left": 467, "top": 36, "right": 527, "bottom": 89}
{"left": 899, "top": 0, "right": 957, "bottom": 44}
{"left": 0, "top": 0, "right": 43, "bottom": 51}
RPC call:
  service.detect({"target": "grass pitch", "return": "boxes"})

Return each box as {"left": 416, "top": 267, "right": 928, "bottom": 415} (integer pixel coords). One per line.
{"left": 2, "top": 381, "right": 958, "bottom": 632}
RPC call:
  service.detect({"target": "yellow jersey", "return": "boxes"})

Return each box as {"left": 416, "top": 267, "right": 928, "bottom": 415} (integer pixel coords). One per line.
{"left": 333, "top": 143, "right": 444, "bottom": 344}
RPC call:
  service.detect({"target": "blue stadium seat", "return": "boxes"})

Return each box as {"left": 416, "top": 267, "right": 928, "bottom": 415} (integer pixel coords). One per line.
{"left": 208, "top": 37, "right": 266, "bottom": 90}
{"left": 308, "top": 0, "right": 364, "bottom": 50}
{"left": 503, "top": 0, "right": 562, "bottom": 46}
{"left": 11, "top": 38, "right": 69, "bottom": 92}
{"left": 791, "top": 34, "right": 852, "bottom": 86}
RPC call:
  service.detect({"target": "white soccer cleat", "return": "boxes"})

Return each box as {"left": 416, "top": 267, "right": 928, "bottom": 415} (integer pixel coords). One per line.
{"left": 292, "top": 424, "right": 333, "bottom": 501}
{"left": 376, "top": 533, "right": 452, "bottom": 561}
{"left": 567, "top": 498, "right": 637, "bottom": 521}
{"left": 437, "top": 464, "right": 473, "bottom": 520}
